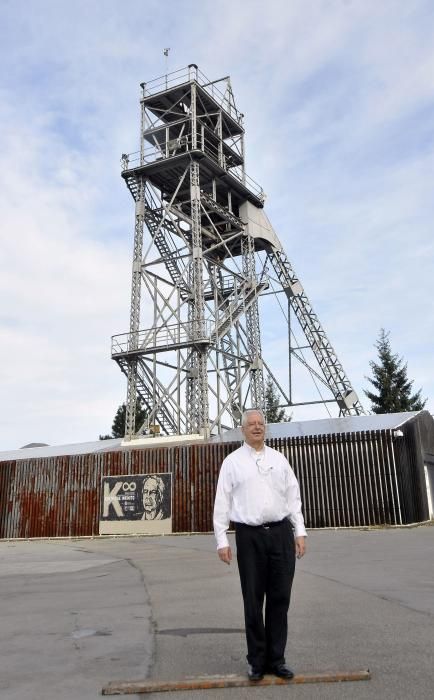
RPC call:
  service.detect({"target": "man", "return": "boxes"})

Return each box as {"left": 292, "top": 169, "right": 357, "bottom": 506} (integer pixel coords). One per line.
{"left": 213, "top": 409, "right": 307, "bottom": 682}
{"left": 141, "top": 475, "right": 166, "bottom": 520}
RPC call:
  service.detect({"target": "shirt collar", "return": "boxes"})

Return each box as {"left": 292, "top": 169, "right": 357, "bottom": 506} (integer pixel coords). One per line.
{"left": 243, "top": 441, "right": 266, "bottom": 457}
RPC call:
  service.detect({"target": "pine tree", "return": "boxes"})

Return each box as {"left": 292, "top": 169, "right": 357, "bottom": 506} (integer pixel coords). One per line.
{"left": 264, "top": 376, "right": 291, "bottom": 423}
{"left": 364, "top": 329, "right": 426, "bottom": 414}
{"left": 99, "top": 399, "right": 148, "bottom": 439}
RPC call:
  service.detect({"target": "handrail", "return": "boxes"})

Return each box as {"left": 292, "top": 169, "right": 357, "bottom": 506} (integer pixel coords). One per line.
{"left": 112, "top": 320, "right": 212, "bottom": 356}
{"left": 120, "top": 138, "right": 265, "bottom": 202}
{"left": 141, "top": 65, "right": 242, "bottom": 124}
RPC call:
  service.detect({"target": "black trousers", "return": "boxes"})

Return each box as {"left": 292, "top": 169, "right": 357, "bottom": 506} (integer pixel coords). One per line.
{"left": 235, "top": 519, "right": 295, "bottom": 670}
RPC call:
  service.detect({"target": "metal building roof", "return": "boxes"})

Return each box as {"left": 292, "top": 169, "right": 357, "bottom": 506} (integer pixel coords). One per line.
{"left": 0, "top": 438, "right": 123, "bottom": 462}
{"left": 213, "top": 411, "right": 422, "bottom": 443}
{"left": 0, "top": 411, "right": 424, "bottom": 462}
{"left": 0, "top": 433, "right": 205, "bottom": 462}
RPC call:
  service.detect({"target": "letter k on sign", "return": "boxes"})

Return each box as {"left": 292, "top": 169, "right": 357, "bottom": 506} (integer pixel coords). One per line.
{"left": 103, "top": 481, "right": 124, "bottom": 517}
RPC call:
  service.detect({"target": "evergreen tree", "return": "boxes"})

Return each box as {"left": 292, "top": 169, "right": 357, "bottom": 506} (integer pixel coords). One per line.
{"left": 264, "top": 376, "right": 291, "bottom": 423}
{"left": 364, "top": 329, "right": 426, "bottom": 414}
{"left": 99, "top": 399, "right": 148, "bottom": 439}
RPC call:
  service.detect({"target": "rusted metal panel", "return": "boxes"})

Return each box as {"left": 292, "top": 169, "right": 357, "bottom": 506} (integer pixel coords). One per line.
{"left": 102, "top": 669, "right": 371, "bottom": 694}
{"left": 0, "top": 429, "right": 424, "bottom": 539}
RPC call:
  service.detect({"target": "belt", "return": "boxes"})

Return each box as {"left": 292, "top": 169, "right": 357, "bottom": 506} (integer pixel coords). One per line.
{"left": 234, "top": 519, "right": 286, "bottom": 530}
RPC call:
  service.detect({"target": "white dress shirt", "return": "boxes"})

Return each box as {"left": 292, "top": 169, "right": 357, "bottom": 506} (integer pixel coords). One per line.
{"left": 213, "top": 442, "right": 307, "bottom": 550}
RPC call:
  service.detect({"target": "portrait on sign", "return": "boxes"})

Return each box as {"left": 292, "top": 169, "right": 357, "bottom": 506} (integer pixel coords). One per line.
{"left": 99, "top": 473, "right": 172, "bottom": 535}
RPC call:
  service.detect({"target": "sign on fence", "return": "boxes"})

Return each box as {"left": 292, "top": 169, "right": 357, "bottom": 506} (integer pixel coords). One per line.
{"left": 99, "top": 473, "right": 172, "bottom": 535}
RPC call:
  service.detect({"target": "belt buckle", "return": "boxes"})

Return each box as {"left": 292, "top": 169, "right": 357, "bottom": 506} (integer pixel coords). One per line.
{"left": 263, "top": 524, "right": 270, "bottom": 530}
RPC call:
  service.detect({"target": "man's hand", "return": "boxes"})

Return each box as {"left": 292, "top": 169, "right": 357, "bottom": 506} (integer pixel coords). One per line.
{"left": 295, "top": 536, "right": 306, "bottom": 559}
{"left": 217, "top": 546, "right": 232, "bottom": 565}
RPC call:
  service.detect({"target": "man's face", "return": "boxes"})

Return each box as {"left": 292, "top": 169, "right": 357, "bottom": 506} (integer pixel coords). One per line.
{"left": 142, "top": 478, "right": 161, "bottom": 516}
{"left": 242, "top": 411, "right": 265, "bottom": 449}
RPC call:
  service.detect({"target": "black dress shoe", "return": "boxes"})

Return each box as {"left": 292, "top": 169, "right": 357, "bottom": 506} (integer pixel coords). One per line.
{"left": 247, "top": 665, "right": 264, "bottom": 681}
{"left": 268, "top": 663, "right": 294, "bottom": 679}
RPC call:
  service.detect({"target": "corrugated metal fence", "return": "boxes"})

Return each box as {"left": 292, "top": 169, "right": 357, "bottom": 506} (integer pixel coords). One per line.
{"left": 0, "top": 429, "right": 422, "bottom": 539}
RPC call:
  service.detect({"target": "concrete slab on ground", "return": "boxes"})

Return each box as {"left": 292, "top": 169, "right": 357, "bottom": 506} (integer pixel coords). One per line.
{"left": 0, "top": 525, "right": 433, "bottom": 699}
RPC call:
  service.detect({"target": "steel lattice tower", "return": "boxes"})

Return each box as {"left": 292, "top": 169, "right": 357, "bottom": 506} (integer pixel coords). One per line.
{"left": 112, "top": 64, "right": 364, "bottom": 440}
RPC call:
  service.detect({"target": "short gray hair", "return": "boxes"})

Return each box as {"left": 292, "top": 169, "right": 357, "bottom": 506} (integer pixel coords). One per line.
{"left": 143, "top": 474, "right": 165, "bottom": 499}
{"left": 241, "top": 409, "right": 266, "bottom": 428}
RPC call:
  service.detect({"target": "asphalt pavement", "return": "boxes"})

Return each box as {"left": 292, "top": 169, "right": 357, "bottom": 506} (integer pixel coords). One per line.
{"left": 0, "top": 525, "right": 433, "bottom": 700}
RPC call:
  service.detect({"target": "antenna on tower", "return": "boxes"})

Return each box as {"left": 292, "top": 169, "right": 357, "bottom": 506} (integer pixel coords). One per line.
{"left": 163, "top": 48, "right": 170, "bottom": 86}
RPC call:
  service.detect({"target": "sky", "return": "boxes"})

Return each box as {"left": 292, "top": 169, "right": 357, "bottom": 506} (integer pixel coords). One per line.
{"left": 0, "top": 0, "right": 433, "bottom": 450}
